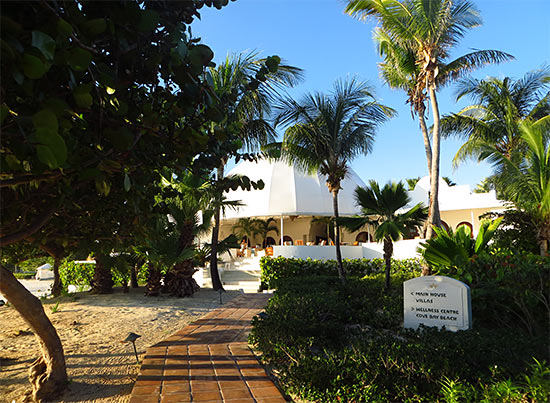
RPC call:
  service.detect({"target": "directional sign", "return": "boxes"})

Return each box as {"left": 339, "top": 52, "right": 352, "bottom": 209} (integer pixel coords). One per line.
{"left": 403, "top": 276, "right": 471, "bottom": 332}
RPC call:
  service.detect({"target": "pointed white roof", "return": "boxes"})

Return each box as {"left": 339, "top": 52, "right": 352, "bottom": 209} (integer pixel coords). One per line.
{"left": 222, "top": 159, "right": 365, "bottom": 219}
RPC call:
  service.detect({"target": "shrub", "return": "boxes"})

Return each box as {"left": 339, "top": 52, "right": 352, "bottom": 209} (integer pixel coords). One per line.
{"left": 250, "top": 272, "right": 548, "bottom": 402}
{"left": 58, "top": 261, "right": 95, "bottom": 290}
{"left": 259, "top": 256, "right": 422, "bottom": 289}
{"left": 439, "top": 252, "right": 549, "bottom": 336}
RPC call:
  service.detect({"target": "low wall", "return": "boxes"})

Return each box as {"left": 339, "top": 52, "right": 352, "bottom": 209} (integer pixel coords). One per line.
{"left": 361, "top": 239, "right": 423, "bottom": 260}
{"left": 273, "top": 245, "right": 364, "bottom": 260}
{"left": 272, "top": 239, "right": 423, "bottom": 261}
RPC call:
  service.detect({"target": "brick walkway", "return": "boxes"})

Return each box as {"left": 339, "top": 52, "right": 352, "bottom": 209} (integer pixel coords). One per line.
{"left": 129, "top": 293, "right": 285, "bottom": 403}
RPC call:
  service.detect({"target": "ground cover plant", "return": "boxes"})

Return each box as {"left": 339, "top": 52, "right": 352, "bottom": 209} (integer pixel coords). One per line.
{"left": 251, "top": 257, "right": 549, "bottom": 402}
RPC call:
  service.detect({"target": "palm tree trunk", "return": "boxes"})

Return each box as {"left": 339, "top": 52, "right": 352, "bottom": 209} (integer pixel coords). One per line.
{"left": 51, "top": 257, "right": 62, "bottom": 297}
{"left": 332, "top": 190, "right": 346, "bottom": 282}
{"left": 419, "top": 113, "right": 433, "bottom": 238}
{"left": 426, "top": 85, "right": 442, "bottom": 239}
{"left": 383, "top": 237, "right": 393, "bottom": 291}
{"left": 91, "top": 253, "right": 113, "bottom": 294}
{"left": 130, "top": 262, "right": 139, "bottom": 288}
{"left": 0, "top": 264, "right": 68, "bottom": 401}
{"left": 419, "top": 113, "right": 433, "bottom": 174}
{"left": 209, "top": 164, "right": 225, "bottom": 291}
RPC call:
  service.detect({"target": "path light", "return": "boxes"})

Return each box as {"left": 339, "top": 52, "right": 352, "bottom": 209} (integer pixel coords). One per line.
{"left": 121, "top": 332, "right": 141, "bottom": 364}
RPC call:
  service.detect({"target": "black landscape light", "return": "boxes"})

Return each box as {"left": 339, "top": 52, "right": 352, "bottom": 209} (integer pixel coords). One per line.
{"left": 121, "top": 332, "right": 141, "bottom": 364}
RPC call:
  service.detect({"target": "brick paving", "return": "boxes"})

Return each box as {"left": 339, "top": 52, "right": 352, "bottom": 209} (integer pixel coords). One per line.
{"left": 129, "top": 293, "right": 286, "bottom": 403}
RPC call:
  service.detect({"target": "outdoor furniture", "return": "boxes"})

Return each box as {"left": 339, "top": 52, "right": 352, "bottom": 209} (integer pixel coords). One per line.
{"left": 295, "top": 240, "right": 304, "bottom": 245}
{"left": 284, "top": 241, "right": 293, "bottom": 246}
{"left": 265, "top": 247, "right": 274, "bottom": 256}
{"left": 306, "top": 241, "right": 314, "bottom": 246}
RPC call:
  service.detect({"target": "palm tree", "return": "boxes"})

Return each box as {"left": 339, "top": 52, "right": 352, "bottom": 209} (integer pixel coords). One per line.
{"left": 345, "top": 0, "right": 514, "bottom": 238}
{"left": 275, "top": 78, "right": 396, "bottom": 281}
{"left": 253, "top": 217, "right": 279, "bottom": 248}
{"left": 208, "top": 52, "right": 303, "bottom": 290}
{"left": 232, "top": 217, "right": 261, "bottom": 246}
{"left": 133, "top": 216, "right": 193, "bottom": 296}
{"left": 440, "top": 67, "right": 550, "bottom": 169}
{"left": 339, "top": 181, "right": 427, "bottom": 291}
{"left": 490, "top": 120, "right": 550, "bottom": 255}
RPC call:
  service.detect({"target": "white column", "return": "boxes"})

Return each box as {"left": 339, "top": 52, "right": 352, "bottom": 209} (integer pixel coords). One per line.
{"left": 280, "top": 215, "right": 284, "bottom": 245}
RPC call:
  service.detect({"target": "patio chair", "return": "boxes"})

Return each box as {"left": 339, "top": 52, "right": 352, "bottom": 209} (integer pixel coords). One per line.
{"left": 295, "top": 240, "right": 304, "bottom": 245}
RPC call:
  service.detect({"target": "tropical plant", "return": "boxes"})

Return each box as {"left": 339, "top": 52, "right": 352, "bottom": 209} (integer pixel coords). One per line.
{"left": 133, "top": 216, "right": 194, "bottom": 297}
{"left": 207, "top": 52, "right": 303, "bottom": 290}
{"left": 490, "top": 120, "right": 549, "bottom": 255}
{"left": 406, "top": 177, "right": 421, "bottom": 191}
{"left": 274, "top": 78, "right": 395, "bottom": 281}
{"left": 339, "top": 181, "right": 426, "bottom": 290}
{"left": 345, "top": 0, "right": 514, "bottom": 238}
{"left": 232, "top": 217, "right": 261, "bottom": 246}
{"left": 253, "top": 217, "right": 280, "bottom": 247}
{"left": 418, "top": 218, "right": 503, "bottom": 273}
{"left": 440, "top": 67, "right": 550, "bottom": 169}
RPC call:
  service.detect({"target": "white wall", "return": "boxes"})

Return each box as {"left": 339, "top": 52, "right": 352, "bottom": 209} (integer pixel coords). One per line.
{"left": 273, "top": 245, "right": 364, "bottom": 260}
{"left": 273, "top": 239, "right": 423, "bottom": 261}
{"left": 361, "top": 239, "right": 423, "bottom": 259}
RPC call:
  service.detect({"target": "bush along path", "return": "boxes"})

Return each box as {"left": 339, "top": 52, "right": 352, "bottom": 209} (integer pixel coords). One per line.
{"left": 129, "top": 293, "right": 286, "bottom": 403}
{"left": 251, "top": 256, "right": 549, "bottom": 402}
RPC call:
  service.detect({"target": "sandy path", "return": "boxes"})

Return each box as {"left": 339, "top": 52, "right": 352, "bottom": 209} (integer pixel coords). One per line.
{"left": 0, "top": 287, "right": 241, "bottom": 403}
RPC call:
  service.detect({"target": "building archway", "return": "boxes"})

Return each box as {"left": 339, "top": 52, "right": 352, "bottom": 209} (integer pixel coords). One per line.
{"left": 456, "top": 221, "right": 473, "bottom": 237}
{"left": 282, "top": 235, "right": 293, "bottom": 245}
{"left": 441, "top": 221, "right": 450, "bottom": 233}
{"left": 264, "top": 236, "right": 276, "bottom": 247}
{"left": 355, "top": 231, "right": 372, "bottom": 243}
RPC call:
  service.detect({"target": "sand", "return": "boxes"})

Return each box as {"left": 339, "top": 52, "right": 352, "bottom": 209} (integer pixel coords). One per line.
{"left": 0, "top": 287, "right": 241, "bottom": 403}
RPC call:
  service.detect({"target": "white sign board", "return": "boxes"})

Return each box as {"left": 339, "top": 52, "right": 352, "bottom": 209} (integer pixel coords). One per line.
{"left": 404, "top": 276, "right": 471, "bottom": 332}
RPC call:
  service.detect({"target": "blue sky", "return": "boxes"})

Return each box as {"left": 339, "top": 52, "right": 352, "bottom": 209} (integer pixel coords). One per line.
{"left": 194, "top": 0, "right": 550, "bottom": 188}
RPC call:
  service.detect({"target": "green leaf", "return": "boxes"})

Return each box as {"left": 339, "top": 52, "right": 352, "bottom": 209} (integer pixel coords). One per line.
{"left": 32, "top": 109, "right": 58, "bottom": 132}
{"left": 37, "top": 145, "right": 58, "bottom": 168}
{"left": 189, "top": 44, "right": 214, "bottom": 67}
{"left": 138, "top": 10, "right": 160, "bottom": 32}
{"left": 21, "top": 53, "right": 47, "bottom": 79}
{"left": 124, "top": 174, "right": 131, "bottom": 192}
{"left": 176, "top": 42, "right": 188, "bottom": 60}
{"left": 74, "top": 92, "right": 93, "bottom": 108}
{"left": 35, "top": 128, "right": 67, "bottom": 166}
{"left": 31, "top": 31, "right": 56, "bottom": 60}
{"left": 81, "top": 18, "right": 107, "bottom": 36}
{"left": 95, "top": 178, "right": 111, "bottom": 196}
{"left": 57, "top": 18, "right": 73, "bottom": 38}
{"left": 68, "top": 47, "right": 92, "bottom": 71}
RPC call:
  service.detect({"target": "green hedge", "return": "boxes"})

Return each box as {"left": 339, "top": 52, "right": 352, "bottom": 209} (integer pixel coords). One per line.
{"left": 59, "top": 261, "right": 95, "bottom": 290}
{"left": 251, "top": 255, "right": 549, "bottom": 402}
{"left": 259, "top": 256, "right": 422, "bottom": 289}
{"left": 59, "top": 259, "right": 149, "bottom": 290}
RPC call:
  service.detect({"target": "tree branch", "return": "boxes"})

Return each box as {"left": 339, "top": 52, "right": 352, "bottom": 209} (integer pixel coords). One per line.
{"left": 0, "top": 201, "right": 59, "bottom": 247}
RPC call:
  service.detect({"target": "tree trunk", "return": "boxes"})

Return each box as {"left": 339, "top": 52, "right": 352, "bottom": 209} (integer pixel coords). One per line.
{"left": 383, "top": 237, "right": 393, "bottom": 291}
{"left": 130, "top": 263, "right": 139, "bottom": 288}
{"left": 418, "top": 114, "right": 433, "bottom": 238}
{"left": 0, "top": 264, "right": 68, "bottom": 402}
{"left": 145, "top": 263, "right": 162, "bottom": 296}
{"left": 426, "top": 85, "right": 442, "bottom": 239}
{"left": 332, "top": 190, "right": 346, "bottom": 283}
{"left": 209, "top": 164, "right": 225, "bottom": 291}
{"left": 90, "top": 254, "right": 113, "bottom": 294}
{"left": 419, "top": 113, "right": 433, "bottom": 175}
{"left": 51, "top": 257, "right": 62, "bottom": 297}
{"left": 164, "top": 259, "right": 199, "bottom": 297}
